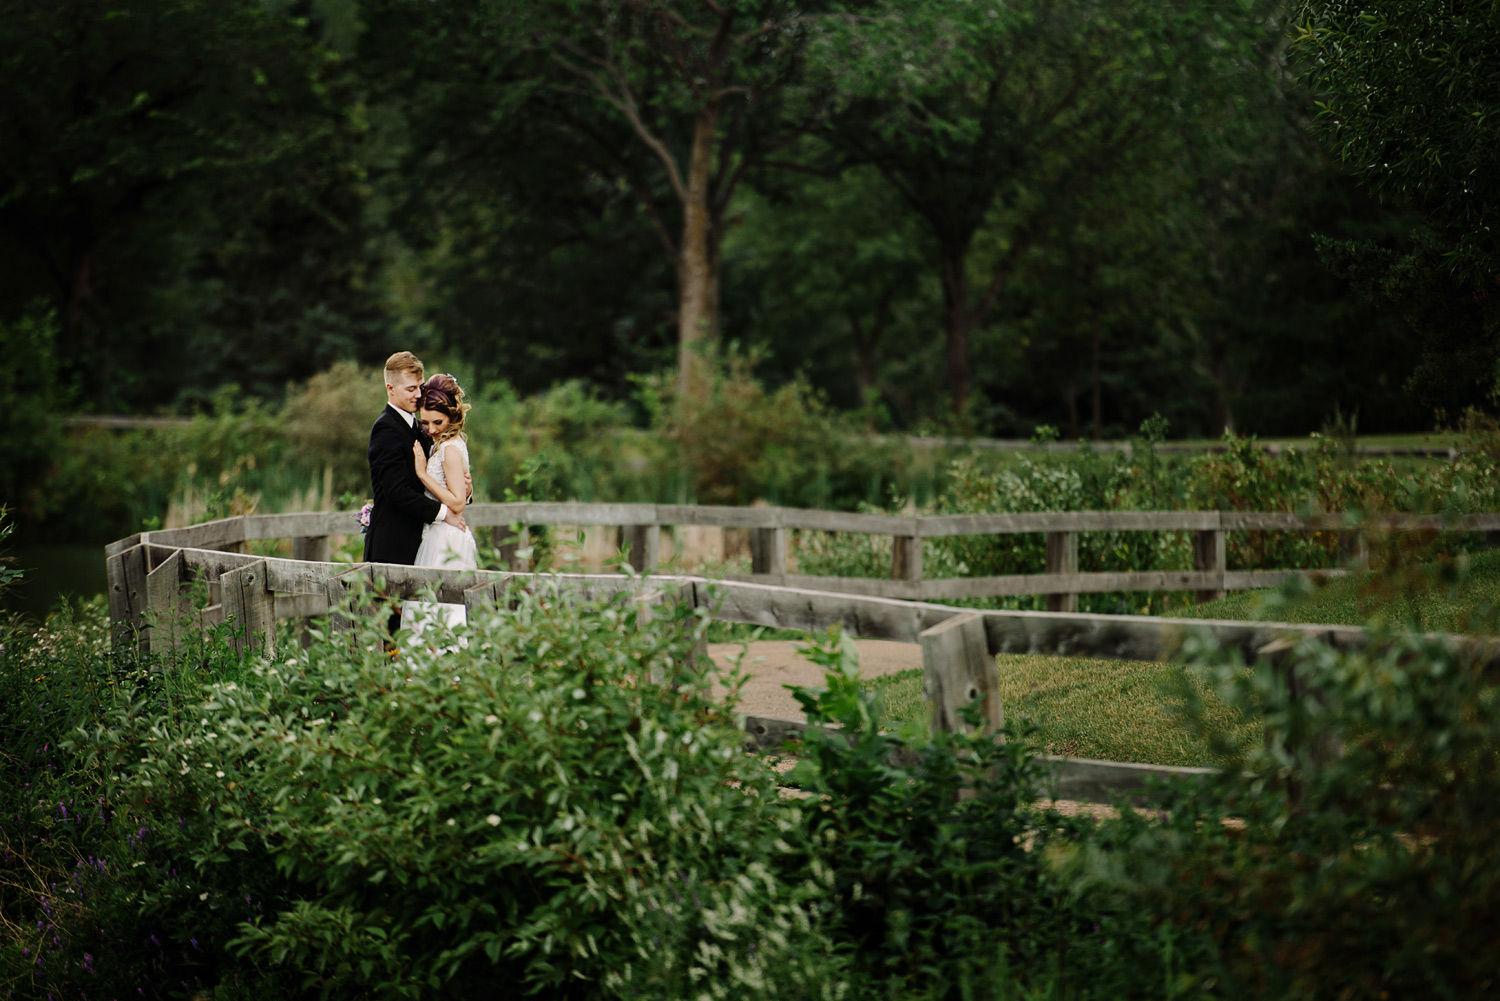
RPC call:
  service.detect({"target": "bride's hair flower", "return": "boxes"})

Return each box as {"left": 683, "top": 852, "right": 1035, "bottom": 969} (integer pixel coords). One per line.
{"left": 357, "top": 501, "right": 374, "bottom": 533}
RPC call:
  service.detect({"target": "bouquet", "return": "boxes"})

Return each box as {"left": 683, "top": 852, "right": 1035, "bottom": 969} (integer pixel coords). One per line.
{"left": 357, "top": 501, "right": 373, "bottom": 534}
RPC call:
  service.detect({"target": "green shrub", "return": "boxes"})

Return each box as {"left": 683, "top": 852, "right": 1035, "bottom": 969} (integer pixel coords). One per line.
{"left": 76, "top": 582, "right": 845, "bottom": 999}
{"left": 1059, "top": 626, "right": 1500, "bottom": 999}
{"left": 640, "top": 347, "right": 900, "bottom": 509}
{"left": 778, "top": 630, "right": 1201, "bottom": 1000}
{"left": 281, "top": 359, "right": 386, "bottom": 497}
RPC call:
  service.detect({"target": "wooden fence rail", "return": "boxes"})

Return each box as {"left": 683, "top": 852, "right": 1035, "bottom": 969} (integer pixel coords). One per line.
{"left": 104, "top": 532, "right": 1500, "bottom": 804}
{"left": 112, "top": 503, "right": 1500, "bottom": 613}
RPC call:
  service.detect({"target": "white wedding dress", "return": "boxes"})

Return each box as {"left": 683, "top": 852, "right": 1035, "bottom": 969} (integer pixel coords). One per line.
{"left": 400, "top": 438, "right": 478, "bottom": 641}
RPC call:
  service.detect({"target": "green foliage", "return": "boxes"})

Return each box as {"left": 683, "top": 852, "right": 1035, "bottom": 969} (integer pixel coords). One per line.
{"left": 0, "top": 509, "right": 21, "bottom": 593}
{"left": 867, "top": 655, "right": 1254, "bottom": 769}
{"left": 1294, "top": 2, "right": 1500, "bottom": 415}
{"left": 70, "top": 583, "right": 845, "bottom": 999}
{"left": 1063, "top": 627, "right": 1500, "bottom": 999}
{"left": 641, "top": 347, "right": 898, "bottom": 508}
{"left": 781, "top": 629, "right": 1206, "bottom": 999}
{"left": 35, "top": 389, "right": 288, "bottom": 542}
{"left": 0, "top": 0, "right": 384, "bottom": 408}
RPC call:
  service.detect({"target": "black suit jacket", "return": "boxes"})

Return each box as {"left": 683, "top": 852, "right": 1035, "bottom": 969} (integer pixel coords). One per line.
{"left": 363, "top": 405, "right": 442, "bottom": 565}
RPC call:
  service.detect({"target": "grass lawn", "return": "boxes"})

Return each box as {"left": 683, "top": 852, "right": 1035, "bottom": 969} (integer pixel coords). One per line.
{"left": 867, "top": 656, "right": 1253, "bottom": 768}
{"left": 858, "top": 550, "right": 1500, "bottom": 768}
{"left": 1179, "top": 548, "right": 1500, "bottom": 632}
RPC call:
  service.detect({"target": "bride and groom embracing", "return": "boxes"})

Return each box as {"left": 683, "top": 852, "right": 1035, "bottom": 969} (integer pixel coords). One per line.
{"left": 362, "top": 351, "right": 478, "bottom": 638}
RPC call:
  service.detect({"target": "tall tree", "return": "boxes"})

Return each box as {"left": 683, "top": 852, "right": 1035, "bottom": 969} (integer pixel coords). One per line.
{"left": 0, "top": 0, "right": 375, "bottom": 406}
{"left": 1293, "top": 1, "right": 1500, "bottom": 414}
{"left": 724, "top": 166, "right": 932, "bottom": 418}
{"left": 814, "top": 0, "right": 1280, "bottom": 425}
{"left": 508, "top": 0, "right": 865, "bottom": 395}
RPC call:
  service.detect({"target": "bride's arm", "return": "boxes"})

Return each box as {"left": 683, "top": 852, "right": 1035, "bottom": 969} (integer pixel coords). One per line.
{"left": 412, "top": 442, "right": 466, "bottom": 514}
{"left": 440, "top": 444, "right": 469, "bottom": 515}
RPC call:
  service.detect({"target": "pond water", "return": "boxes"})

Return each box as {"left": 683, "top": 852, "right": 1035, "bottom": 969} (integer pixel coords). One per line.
{"left": 2, "top": 544, "right": 108, "bottom": 621}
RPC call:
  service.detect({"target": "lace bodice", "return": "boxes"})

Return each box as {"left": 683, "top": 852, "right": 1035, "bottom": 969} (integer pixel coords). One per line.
{"left": 424, "top": 438, "right": 469, "bottom": 498}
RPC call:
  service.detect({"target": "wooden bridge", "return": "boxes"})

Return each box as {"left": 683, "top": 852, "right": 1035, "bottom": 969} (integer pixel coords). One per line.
{"left": 104, "top": 504, "right": 1500, "bottom": 804}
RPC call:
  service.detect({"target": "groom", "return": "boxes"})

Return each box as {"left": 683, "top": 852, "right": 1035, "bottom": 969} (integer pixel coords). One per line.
{"left": 364, "top": 351, "right": 468, "bottom": 568}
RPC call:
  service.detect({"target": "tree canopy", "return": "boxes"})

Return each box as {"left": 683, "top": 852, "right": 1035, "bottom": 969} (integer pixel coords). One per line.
{"left": 0, "top": 0, "right": 1457, "bottom": 436}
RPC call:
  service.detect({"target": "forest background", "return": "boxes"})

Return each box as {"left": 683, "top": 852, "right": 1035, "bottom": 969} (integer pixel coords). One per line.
{"left": 3, "top": 0, "right": 1498, "bottom": 556}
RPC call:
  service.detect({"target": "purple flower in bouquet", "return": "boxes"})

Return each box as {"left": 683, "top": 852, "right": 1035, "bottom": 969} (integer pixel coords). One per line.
{"left": 357, "top": 501, "right": 374, "bottom": 534}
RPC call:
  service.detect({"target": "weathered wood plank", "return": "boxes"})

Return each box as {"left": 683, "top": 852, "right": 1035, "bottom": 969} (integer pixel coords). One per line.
{"left": 740, "top": 714, "right": 819, "bottom": 754}
{"left": 463, "top": 581, "right": 500, "bottom": 619}
{"left": 979, "top": 609, "right": 1377, "bottom": 666}
{"left": 274, "top": 593, "right": 330, "bottom": 620}
{"left": 141, "top": 518, "right": 246, "bottom": 550}
{"left": 221, "top": 560, "right": 275, "bottom": 659}
{"left": 106, "top": 545, "right": 151, "bottom": 650}
{"left": 242, "top": 512, "right": 346, "bottom": 540}
{"left": 921, "top": 613, "right": 1002, "bottom": 736}
{"left": 922, "top": 571, "right": 1222, "bottom": 600}
{"left": 460, "top": 502, "right": 531, "bottom": 528}
{"left": 1221, "top": 569, "right": 1351, "bottom": 590}
{"left": 145, "top": 549, "right": 194, "bottom": 661}
{"left": 703, "top": 579, "right": 959, "bottom": 642}
{"left": 105, "top": 534, "right": 142, "bottom": 558}
{"left": 1220, "top": 512, "right": 1317, "bottom": 531}
{"left": 322, "top": 565, "right": 374, "bottom": 637}
{"left": 920, "top": 511, "right": 1221, "bottom": 537}
{"left": 721, "top": 573, "right": 925, "bottom": 602}
{"left": 780, "top": 509, "right": 918, "bottom": 535}
{"left": 655, "top": 504, "right": 781, "bottom": 528}
{"left": 1037, "top": 755, "right": 1214, "bottom": 803}
{"left": 524, "top": 502, "right": 660, "bottom": 527}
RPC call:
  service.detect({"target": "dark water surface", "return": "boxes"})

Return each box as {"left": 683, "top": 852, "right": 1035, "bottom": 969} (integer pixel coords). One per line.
{"left": 2, "top": 544, "right": 108, "bottom": 621}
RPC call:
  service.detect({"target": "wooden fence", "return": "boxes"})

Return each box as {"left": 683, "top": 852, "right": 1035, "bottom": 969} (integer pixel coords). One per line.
{"left": 111, "top": 502, "right": 1500, "bottom": 612}
{"left": 104, "top": 517, "right": 1500, "bottom": 804}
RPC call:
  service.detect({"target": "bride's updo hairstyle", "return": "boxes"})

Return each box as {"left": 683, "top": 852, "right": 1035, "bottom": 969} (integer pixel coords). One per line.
{"left": 418, "top": 373, "right": 471, "bottom": 445}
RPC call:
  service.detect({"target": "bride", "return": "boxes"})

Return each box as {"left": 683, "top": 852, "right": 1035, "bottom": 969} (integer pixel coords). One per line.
{"left": 400, "top": 373, "right": 479, "bottom": 639}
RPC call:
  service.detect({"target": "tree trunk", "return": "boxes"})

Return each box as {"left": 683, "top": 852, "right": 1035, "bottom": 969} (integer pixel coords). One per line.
{"left": 1090, "top": 317, "right": 1103, "bottom": 441}
{"left": 938, "top": 240, "right": 974, "bottom": 428}
{"left": 677, "top": 102, "right": 721, "bottom": 400}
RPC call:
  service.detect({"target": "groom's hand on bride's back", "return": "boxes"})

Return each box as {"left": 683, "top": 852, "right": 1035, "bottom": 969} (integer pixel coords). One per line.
{"left": 463, "top": 469, "right": 473, "bottom": 504}
{"left": 444, "top": 508, "right": 468, "bottom": 532}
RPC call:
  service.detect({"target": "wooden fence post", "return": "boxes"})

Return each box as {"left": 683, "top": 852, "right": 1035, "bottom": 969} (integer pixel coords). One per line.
{"left": 221, "top": 560, "right": 275, "bottom": 659}
{"left": 495, "top": 525, "right": 531, "bottom": 572}
{"left": 145, "top": 550, "right": 195, "bottom": 663}
{"left": 106, "top": 544, "right": 150, "bottom": 650}
{"left": 322, "top": 565, "right": 373, "bottom": 640}
{"left": 1192, "top": 529, "right": 1227, "bottom": 603}
{"left": 1044, "top": 531, "right": 1078, "bottom": 612}
{"left": 624, "top": 524, "right": 662, "bottom": 574}
{"left": 750, "top": 527, "right": 786, "bottom": 576}
{"left": 463, "top": 580, "right": 499, "bottom": 621}
{"left": 1339, "top": 529, "right": 1369, "bottom": 570}
{"left": 920, "top": 612, "right": 1002, "bottom": 736}
{"left": 1257, "top": 637, "right": 1343, "bottom": 803}
{"left": 292, "top": 536, "right": 330, "bottom": 562}
{"left": 891, "top": 535, "right": 922, "bottom": 585}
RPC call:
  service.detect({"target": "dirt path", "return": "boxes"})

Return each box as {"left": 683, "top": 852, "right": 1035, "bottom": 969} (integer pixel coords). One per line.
{"left": 707, "top": 639, "right": 920, "bottom": 718}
